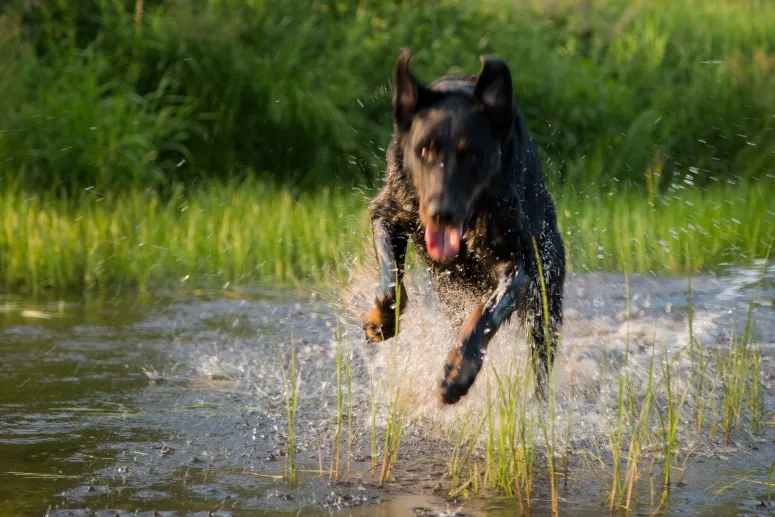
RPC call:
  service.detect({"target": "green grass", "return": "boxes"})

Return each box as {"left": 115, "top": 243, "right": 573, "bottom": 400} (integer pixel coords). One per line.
{"left": 378, "top": 283, "right": 411, "bottom": 484}
{"left": 559, "top": 181, "right": 775, "bottom": 274}
{"left": 1, "top": 0, "right": 774, "bottom": 191}
{"left": 1, "top": 0, "right": 773, "bottom": 294}
{"left": 0, "top": 178, "right": 368, "bottom": 294}
{"left": 271, "top": 333, "right": 300, "bottom": 485}
{"left": 0, "top": 178, "right": 772, "bottom": 294}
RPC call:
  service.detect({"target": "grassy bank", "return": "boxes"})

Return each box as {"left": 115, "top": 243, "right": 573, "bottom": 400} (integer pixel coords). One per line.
{"left": 1, "top": 179, "right": 772, "bottom": 294}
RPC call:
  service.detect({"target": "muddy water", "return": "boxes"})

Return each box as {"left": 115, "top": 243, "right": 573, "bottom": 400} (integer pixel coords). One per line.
{"left": 1, "top": 265, "right": 774, "bottom": 516}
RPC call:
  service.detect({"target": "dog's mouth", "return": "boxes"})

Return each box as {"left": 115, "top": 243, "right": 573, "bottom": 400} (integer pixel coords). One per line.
{"left": 424, "top": 222, "right": 463, "bottom": 262}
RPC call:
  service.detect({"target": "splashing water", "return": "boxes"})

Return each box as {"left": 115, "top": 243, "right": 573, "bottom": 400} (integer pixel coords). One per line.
{"left": 342, "top": 259, "right": 774, "bottom": 453}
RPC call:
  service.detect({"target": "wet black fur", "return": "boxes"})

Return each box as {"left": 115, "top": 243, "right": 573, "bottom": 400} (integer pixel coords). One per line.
{"left": 361, "top": 49, "right": 566, "bottom": 404}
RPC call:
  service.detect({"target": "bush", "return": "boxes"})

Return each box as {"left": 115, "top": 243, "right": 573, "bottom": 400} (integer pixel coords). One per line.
{"left": 1, "top": 0, "right": 773, "bottom": 193}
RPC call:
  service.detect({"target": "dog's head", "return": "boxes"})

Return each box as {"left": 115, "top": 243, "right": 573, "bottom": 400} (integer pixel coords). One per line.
{"left": 392, "top": 49, "right": 514, "bottom": 262}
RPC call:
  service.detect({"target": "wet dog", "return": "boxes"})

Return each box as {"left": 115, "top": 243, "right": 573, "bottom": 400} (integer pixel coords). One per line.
{"left": 360, "top": 49, "right": 565, "bottom": 404}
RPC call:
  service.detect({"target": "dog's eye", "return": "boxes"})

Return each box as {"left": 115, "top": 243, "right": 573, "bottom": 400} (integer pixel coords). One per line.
{"left": 419, "top": 146, "right": 433, "bottom": 163}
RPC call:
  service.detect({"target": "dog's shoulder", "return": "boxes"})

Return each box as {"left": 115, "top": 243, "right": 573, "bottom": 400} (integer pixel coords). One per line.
{"left": 369, "top": 135, "right": 418, "bottom": 223}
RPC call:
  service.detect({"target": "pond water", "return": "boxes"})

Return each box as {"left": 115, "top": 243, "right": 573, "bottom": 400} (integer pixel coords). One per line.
{"left": 1, "top": 264, "right": 774, "bottom": 516}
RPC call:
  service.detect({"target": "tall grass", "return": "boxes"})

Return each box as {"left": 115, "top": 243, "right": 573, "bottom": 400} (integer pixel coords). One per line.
{"left": 378, "top": 282, "right": 410, "bottom": 484}
{"left": 0, "top": 179, "right": 770, "bottom": 294}
{"left": 331, "top": 318, "right": 345, "bottom": 480}
{"left": 267, "top": 329, "right": 301, "bottom": 485}
{"left": 1, "top": 0, "right": 773, "bottom": 294}
{"left": 0, "top": 177, "right": 368, "bottom": 294}
{"left": 533, "top": 237, "right": 559, "bottom": 514}
{"left": 559, "top": 182, "right": 775, "bottom": 274}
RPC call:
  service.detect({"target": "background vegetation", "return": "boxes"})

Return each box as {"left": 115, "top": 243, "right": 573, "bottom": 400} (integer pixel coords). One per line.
{"left": 0, "top": 0, "right": 773, "bottom": 292}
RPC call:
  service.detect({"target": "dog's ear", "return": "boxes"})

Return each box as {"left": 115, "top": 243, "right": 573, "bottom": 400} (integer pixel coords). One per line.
{"left": 473, "top": 56, "right": 514, "bottom": 132}
{"left": 393, "top": 49, "right": 436, "bottom": 131}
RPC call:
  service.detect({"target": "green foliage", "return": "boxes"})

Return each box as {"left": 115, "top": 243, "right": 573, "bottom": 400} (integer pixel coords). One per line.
{"left": 1, "top": 0, "right": 774, "bottom": 192}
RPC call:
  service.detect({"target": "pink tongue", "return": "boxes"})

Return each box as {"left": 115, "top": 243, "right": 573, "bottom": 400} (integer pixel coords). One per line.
{"left": 425, "top": 223, "right": 463, "bottom": 262}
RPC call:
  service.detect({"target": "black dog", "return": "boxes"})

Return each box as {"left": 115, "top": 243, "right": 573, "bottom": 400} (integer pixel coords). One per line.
{"left": 360, "top": 49, "right": 565, "bottom": 404}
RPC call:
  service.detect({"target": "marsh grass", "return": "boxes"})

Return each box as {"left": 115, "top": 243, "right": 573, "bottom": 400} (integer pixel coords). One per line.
{"left": 369, "top": 360, "right": 379, "bottom": 471}
{"left": 532, "top": 236, "right": 559, "bottom": 514}
{"left": 442, "top": 239, "right": 772, "bottom": 512}
{"left": 558, "top": 182, "right": 775, "bottom": 275}
{"left": 608, "top": 283, "right": 629, "bottom": 510}
{"left": 1, "top": 181, "right": 772, "bottom": 295}
{"left": 378, "top": 279, "right": 410, "bottom": 483}
{"left": 331, "top": 317, "right": 346, "bottom": 480}
{"left": 624, "top": 348, "right": 656, "bottom": 511}
{"left": 345, "top": 328, "right": 355, "bottom": 479}
{"left": 270, "top": 333, "right": 300, "bottom": 485}
{"left": 654, "top": 349, "right": 691, "bottom": 503}
{"left": 0, "top": 178, "right": 369, "bottom": 294}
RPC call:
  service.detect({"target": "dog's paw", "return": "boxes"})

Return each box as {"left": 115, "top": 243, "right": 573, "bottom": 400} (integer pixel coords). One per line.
{"left": 360, "top": 284, "right": 407, "bottom": 344}
{"left": 360, "top": 306, "right": 396, "bottom": 343}
{"left": 438, "top": 347, "right": 482, "bottom": 405}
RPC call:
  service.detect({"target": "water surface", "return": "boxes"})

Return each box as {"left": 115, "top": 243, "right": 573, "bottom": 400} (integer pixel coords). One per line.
{"left": 1, "top": 266, "right": 774, "bottom": 516}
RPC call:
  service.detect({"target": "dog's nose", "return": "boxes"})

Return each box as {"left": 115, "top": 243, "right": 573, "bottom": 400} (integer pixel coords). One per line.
{"left": 426, "top": 200, "right": 457, "bottom": 225}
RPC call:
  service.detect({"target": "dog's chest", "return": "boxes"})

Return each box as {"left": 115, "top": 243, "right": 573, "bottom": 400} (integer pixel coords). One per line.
{"left": 410, "top": 216, "right": 519, "bottom": 292}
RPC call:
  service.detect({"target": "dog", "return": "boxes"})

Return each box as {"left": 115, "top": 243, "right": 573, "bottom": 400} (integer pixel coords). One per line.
{"left": 360, "top": 49, "right": 566, "bottom": 405}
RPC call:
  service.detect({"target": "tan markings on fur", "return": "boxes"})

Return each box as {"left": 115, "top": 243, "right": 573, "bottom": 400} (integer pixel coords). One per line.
{"left": 460, "top": 303, "right": 484, "bottom": 339}
{"left": 457, "top": 138, "right": 469, "bottom": 152}
{"left": 360, "top": 306, "right": 387, "bottom": 343}
{"left": 443, "top": 347, "right": 464, "bottom": 383}
{"left": 443, "top": 303, "right": 485, "bottom": 384}
{"left": 361, "top": 285, "right": 408, "bottom": 343}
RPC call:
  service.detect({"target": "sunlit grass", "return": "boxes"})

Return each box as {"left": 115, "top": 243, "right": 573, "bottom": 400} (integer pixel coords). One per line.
{"left": 0, "top": 179, "right": 772, "bottom": 294}
{"left": 557, "top": 181, "right": 775, "bottom": 275}
{"left": 0, "top": 177, "right": 368, "bottom": 294}
{"left": 378, "top": 283, "right": 410, "bottom": 484}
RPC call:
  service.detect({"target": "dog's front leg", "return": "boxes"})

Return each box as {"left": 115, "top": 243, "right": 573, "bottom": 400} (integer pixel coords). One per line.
{"left": 439, "top": 261, "right": 530, "bottom": 404}
{"left": 360, "top": 217, "right": 409, "bottom": 343}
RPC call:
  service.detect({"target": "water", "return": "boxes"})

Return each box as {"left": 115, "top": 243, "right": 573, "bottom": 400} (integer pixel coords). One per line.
{"left": 1, "top": 266, "right": 774, "bottom": 516}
